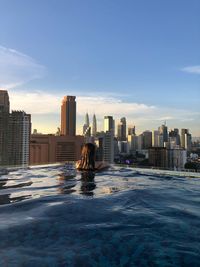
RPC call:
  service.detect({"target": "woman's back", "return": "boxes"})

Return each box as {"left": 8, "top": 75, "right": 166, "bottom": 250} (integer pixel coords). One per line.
{"left": 76, "top": 143, "right": 109, "bottom": 171}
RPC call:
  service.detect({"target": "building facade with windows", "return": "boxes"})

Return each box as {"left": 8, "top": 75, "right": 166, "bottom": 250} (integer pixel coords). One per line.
{"left": 61, "top": 96, "right": 76, "bottom": 136}
{"left": 30, "top": 134, "right": 84, "bottom": 165}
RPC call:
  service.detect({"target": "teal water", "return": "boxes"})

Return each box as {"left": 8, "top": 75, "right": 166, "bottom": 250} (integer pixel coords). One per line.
{"left": 0, "top": 165, "right": 200, "bottom": 266}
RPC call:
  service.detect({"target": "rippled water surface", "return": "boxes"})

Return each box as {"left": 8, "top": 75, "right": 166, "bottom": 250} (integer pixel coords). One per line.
{"left": 0, "top": 165, "right": 200, "bottom": 267}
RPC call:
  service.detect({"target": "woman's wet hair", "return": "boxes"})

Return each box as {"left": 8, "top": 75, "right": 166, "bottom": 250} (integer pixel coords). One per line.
{"left": 79, "top": 143, "right": 95, "bottom": 170}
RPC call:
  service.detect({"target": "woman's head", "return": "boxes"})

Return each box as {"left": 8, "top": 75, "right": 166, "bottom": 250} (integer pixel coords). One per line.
{"left": 80, "top": 143, "right": 95, "bottom": 170}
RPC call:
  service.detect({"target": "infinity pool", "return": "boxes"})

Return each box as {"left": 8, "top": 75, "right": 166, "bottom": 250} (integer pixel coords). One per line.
{"left": 0, "top": 165, "right": 200, "bottom": 266}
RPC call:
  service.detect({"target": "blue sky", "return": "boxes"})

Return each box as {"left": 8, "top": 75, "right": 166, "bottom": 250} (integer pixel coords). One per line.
{"left": 0, "top": 0, "right": 199, "bottom": 135}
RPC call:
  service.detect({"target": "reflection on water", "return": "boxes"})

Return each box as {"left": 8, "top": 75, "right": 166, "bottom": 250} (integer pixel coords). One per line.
{"left": 58, "top": 171, "right": 77, "bottom": 194}
{"left": 0, "top": 193, "right": 31, "bottom": 205}
{"left": 0, "top": 176, "right": 32, "bottom": 205}
{"left": 80, "top": 171, "right": 96, "bottom": 196}
{"left": 57, "top": 170, "right": 96, "bottom": 196}
{"left": 0, "top": 178, "right": 7, "bottom": 188}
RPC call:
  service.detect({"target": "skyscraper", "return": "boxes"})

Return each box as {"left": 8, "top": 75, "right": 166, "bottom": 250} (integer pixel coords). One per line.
{"left": 127, "top": 134, "right": 138, "bottom": 153}
{"left": 103, "top": 116, "right": 114, "bottom": 163}
{"left": 0, "top": 90, "right": 10, "bottom": 166}
{"left": 95, "top": 131, "right": 114, "bottom": 163}
{"left": 181, "top": 129, "right": 192, "bottom": 151}
{"left": 0, "top": 90, "right": 9, "bottom": 113}
{"left": 85, "top": 112, "right": 89, "bottom": 127}
{"left": 158, "top": 124, "right": 168, "bottom": 143}
{"left": 128, "top": 125, "right": 136, "bottom": 136}
{"left": 103, "top": 131, "right": 114, "bottom": 163}
{"left": 0, "top": 90, "right": 31, "bottom": 167}
{"left": 61, "top": 96, "right": 76, "bottom": 136}
{"left": 104, "top": 116, "right": 115, "bottom": 133}
{"left": 117, "top": 117, "right": 126, "bottom": 141}
{"left": 92, "top": 114, "right": 97, "bottom": 136}
{"left": 152, "top": 130, "right": 159, "bottom": 147}
{"left": 169, "top": 128, "right": 180, "bottom": 147}
{"left": 143, "top": 131, "right": 152, "bottom": 149}
{"left": 8, "top": 111, "right": 31, "bottom": 167}
{"left": 83, "top": 112, "right": 91, "bottom": 143}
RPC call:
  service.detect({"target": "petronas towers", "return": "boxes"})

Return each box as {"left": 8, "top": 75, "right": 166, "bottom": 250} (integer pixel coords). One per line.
{"left": 92, "top": 114, "right": 97, "bottom": 137}
{"left": 82, "top": 113, "right": 97, "bottom": 137}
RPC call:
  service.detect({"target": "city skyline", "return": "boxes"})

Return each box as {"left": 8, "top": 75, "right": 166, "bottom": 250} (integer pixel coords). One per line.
{"left": 1, "top": 89, "right": 197, "bottom": 168}
{"left": 1, "top": 88, "right": 199, "bottom": 138}
{"left": 0, "top": 1, "right": 199, "bottom": 135}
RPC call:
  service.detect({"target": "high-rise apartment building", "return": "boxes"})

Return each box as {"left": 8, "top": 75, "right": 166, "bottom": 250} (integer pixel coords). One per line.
{"left": 159, "top": 124, "right": 168, "bottom": 143}
{"left": 0, "top": 90, "right": 10, "bottom": 166}
{"left": 143, "top": 131, "right": 152, "bottom": 149}
{"left": 169, "top": 128, "right": 180, "bottom": 146}
{"left": 95, "top": 131, "right": 114, "bottom": 163}
{"left": 148, "top": 147, "right": 167, "bottom": 168}
{"left": 138, "top": 134, "right": 144, "bottom": 151}
{"left": 0, "top": 90, "right": 9, "bottom": 113}
{"left": 61, "top": 96, "right": 76, "bottom": 136}
{"left": 104, "top": 131, "right": 114, "bottom": 163}
{"left": 118, "top": 141, "right": 128, "bottom": 154}
{"left": 103, "top": 116, "right": 115, "bottom": 162}
{"left": 152, "top": 130, "right": 159, "bottom": 147}
{"left": 127, "top": 134, "right": 138, "bottom": 153}
{"left": 149, "top": 147, "right": 186, "bottom": 170}
{"left": 117, "top": 117, "right": 126, "bottom": 141}
{"left": 167, "top": 149, "right": 187, "bottom": 170}
{"left": 8, "top": 111, "right": 31, "bottom": 167}
{"left": 181, "top": 129, "right": 192, "bottom": 152}
{"left": 0, "top": 90, "right": 31, "bottom": 167}
{"left": 128, "top": 125, "right": 136, "bottom": 136}
{"left": 104, "top": 116, "right": 115, "bottom": 133}
{"left": 138, "top": 131, "right": 152, "bottom": 151}
{"left": 127, "top": 125, "right": 137, "bottom": 154}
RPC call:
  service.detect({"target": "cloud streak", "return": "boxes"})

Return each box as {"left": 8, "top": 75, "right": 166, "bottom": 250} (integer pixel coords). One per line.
{"left": 181, "top": 65, "right": 200, "bottom": 74}
{"left": 0, "top": 45, "right": 46, "bottom": 88}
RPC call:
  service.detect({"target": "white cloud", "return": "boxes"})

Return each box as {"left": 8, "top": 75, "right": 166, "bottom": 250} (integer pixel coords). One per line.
{"left": 9, "top": 90, "right": 200, "bottom": 132}
{"left": 9, "top": 91, "right": 60, "bottom": 114}
{"left": 181, "top": 65, "right": 200, "bottom": 74}
{"left": 0, "top": 45, "right": 46, "bottom": 88}
{"left": 9, "top": 91, "right": 155, "bottom": 116}
{"left": 8, "top": 90, "right": 199, "bottom": 135}
{"left": 76, "top": 96, "right": 155, "bottom": 116}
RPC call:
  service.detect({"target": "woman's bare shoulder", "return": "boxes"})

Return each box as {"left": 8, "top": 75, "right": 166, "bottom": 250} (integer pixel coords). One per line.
{"left": 95, "top": 161, "right": 109, "bottom": 171}
{"left": 76, "top": 160, "right": 82, "bottom": 169}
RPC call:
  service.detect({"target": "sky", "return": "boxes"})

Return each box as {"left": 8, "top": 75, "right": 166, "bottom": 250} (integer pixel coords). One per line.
{"left": 0, "top": 0, "right": 200, "bottom": 136}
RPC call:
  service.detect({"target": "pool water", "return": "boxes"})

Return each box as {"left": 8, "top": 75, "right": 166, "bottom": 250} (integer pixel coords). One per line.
{"left": 0, "top": 165, "right": 200, "bottom": 267}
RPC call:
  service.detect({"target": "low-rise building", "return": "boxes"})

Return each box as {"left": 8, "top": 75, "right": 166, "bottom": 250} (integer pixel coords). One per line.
{"left": 149, "top": 147, "right": 187, "bottom": 170}
{"left": 30, "top": 134, "right": 84, "bottom": 165}
{"left": 149, "top": 147, "right": 167, "bottom": 168}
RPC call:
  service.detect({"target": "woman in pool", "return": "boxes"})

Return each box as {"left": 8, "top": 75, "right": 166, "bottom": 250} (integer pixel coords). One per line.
{"left": 76, "top": 143, "right": 109, "bottom": 171}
